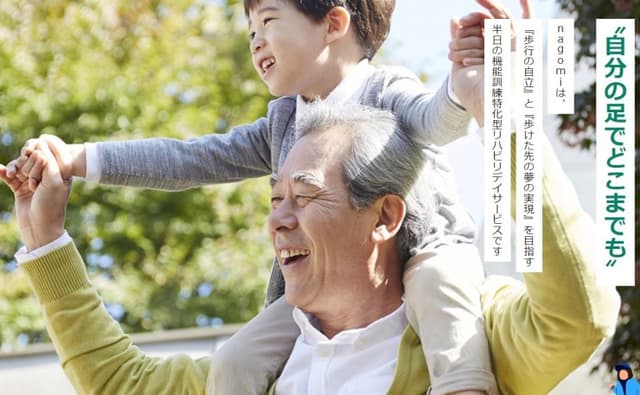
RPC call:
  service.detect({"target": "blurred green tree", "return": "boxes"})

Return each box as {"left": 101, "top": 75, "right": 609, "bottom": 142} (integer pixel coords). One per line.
{"left": 555, "top": 0, "right": 639, "bottom": 370}
{"left": 0, "top": 0, "right": 274, "bottom": 349}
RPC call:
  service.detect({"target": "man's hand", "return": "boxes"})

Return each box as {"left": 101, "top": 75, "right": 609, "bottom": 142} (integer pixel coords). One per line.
{"left": 0, "top": 142, "right": 71, "bottom": 251}
{"left": 449, "top": 0, "right": 533, "bottom": 125}
{"left": 6, "top": 134, "right": 86, "bottom": 191}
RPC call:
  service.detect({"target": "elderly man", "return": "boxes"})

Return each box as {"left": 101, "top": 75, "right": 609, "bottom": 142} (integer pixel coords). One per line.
{"left": 0, "top": 104, "right": 619, "bottom": 395}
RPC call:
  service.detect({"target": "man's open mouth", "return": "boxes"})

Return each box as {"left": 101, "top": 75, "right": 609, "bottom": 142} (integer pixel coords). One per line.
{"left": 279, "top": 248, "right": 310, "bottom": 265}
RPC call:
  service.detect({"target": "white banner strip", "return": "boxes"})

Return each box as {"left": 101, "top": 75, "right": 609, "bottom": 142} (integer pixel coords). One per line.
{"left": 484, "top": 19, "right": 511, "bottom": 262}
{"left": 547, "top": 19, "right": 575, "bottom": 114}
{"left": 596, "top": 19, "right": 636, "bottom": 286}
{"left": 514, "top": 19, "right": 543, "bottom": 273}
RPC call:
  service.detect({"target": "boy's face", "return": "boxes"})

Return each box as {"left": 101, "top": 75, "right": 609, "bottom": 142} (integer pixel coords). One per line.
{"left": 248, "top": 0, "right": 329, "bottom": 98}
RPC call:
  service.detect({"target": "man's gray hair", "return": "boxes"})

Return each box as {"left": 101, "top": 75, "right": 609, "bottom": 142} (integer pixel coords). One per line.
{"left": 296, "top": 103, "right": 435, "bottom": 264}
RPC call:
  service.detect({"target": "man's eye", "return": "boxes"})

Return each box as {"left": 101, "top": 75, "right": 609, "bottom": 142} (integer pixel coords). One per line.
{"left": 295, "top": 195, "right": 312, "bottom": 205}
{"left": 270, "top": 196, "right": 283, "bottom": 208}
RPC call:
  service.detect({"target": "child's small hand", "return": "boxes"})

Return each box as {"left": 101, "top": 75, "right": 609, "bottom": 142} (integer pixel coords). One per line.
{"left": 7, "top": 139, "right": 49, "bottom": 192}
{"left": 449, "top": 0, "right": 533, "bottom": 125}
{"left": 0, "top": 162, "right": 30, "bottom": 197}
{"left": 449, "top": 14, "right": 487, "bottom": 124}
{"left": 475, "top": 0, "right": 533, "bottom": 51}
{"left": 6, "top": 139, "right": 39, "bottom": 188}
{"left": 6, "top": 135, "right": 77, "bottom": 192}
{"left": 448, "top": 12, "right": 488, "bottom": 67}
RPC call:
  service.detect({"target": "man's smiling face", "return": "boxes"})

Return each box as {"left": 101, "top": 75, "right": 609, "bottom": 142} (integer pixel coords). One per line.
{"left": 267, "top": 127, "right": 379, "bottom": 314}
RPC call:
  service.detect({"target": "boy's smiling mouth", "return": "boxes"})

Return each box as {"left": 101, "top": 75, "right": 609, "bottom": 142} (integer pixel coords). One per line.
{"left": 260, "top": 57, "right": 276, "bottom": 75}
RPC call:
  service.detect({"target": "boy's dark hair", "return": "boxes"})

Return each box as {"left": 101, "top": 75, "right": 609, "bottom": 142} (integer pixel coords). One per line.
{"left": 244, "top": 0, "right": 395, "bottom": 59}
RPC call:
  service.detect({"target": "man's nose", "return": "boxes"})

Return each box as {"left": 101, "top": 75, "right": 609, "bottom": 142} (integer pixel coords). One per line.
{"left": 268, "top": 200, "right": 298, "bottom": 233}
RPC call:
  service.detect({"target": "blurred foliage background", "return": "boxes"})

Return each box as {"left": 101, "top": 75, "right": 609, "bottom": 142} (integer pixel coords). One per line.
{"left": 555, "top": 0, "right": 639, "bottom": 371}
{"left": 0, "top": 0, "right": 275, "bottom": 349}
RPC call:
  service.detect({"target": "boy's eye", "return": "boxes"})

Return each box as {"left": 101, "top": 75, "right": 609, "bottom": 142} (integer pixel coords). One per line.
{"left": 263, "top": 17, "right": 274, "bottom": 26}
{"left": 249, "top": 31, "right": 256, "bottom": 40}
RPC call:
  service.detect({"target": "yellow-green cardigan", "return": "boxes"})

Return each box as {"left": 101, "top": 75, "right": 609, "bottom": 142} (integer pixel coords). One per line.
{"left": 21, "top": 135, "right": 620, "bottom": 394}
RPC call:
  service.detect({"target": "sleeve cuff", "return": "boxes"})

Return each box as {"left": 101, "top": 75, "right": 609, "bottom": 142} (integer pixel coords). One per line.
{"left": 85, "top": 142, "right": 101, "bottom": 183}
{"left": 15, "top": 231, "right": 72, "bottom": 264}
{"left": 19, "top": 241, "right": 92, "bottom": 305}
{"left": 446, "top": 76, "right": 463, "bottom": 108}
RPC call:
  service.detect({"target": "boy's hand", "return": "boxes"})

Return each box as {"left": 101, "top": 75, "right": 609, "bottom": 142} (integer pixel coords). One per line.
{"left": 449, "top": 7, "right": 496, "bottom": 125}
{"left": 449, "top": 0, "right": 533, "bottom": 125}
{"left": 449, "top": 13, "right": 489, "bottom": 124}
{"left": 6, "top": 135, "right": 86, "bottom": 191}
{"left": 449, "top": 12, "right": 488, "bottom": 67}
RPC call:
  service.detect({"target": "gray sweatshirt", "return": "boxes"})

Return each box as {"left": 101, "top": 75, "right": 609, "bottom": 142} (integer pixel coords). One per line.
{"left": 95, "top": 65, "right": 476, "bottom": 303}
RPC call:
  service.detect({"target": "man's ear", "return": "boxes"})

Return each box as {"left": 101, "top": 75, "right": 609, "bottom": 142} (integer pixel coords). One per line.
{"left": 371, "top": 194, "right": 406, "bottom": 243}
{"left": 324, "top": 6, "right": 351, "bottom": 44}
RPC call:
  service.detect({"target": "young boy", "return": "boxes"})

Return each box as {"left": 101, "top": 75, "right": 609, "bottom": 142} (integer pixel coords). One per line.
{"left": 9, "top": 1, "right": 500, "bottom": 394}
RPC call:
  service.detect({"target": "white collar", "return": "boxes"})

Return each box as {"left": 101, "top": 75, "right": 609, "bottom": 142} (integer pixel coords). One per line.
{"left": 292, "top": 302, "right": 407, "bottom": 349}
{"left": 295, "top": 59, "right": 375, "bottom": 125}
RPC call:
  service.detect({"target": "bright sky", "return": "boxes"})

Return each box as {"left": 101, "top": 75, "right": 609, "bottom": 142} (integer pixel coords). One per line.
{"left": 383, "top": 0, "right": 560, "bottom": 88}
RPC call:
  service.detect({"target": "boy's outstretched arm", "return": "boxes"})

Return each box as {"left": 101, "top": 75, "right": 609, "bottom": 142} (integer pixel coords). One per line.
{"left": 5, "top": 109, "right": 277, "bottom": 191}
